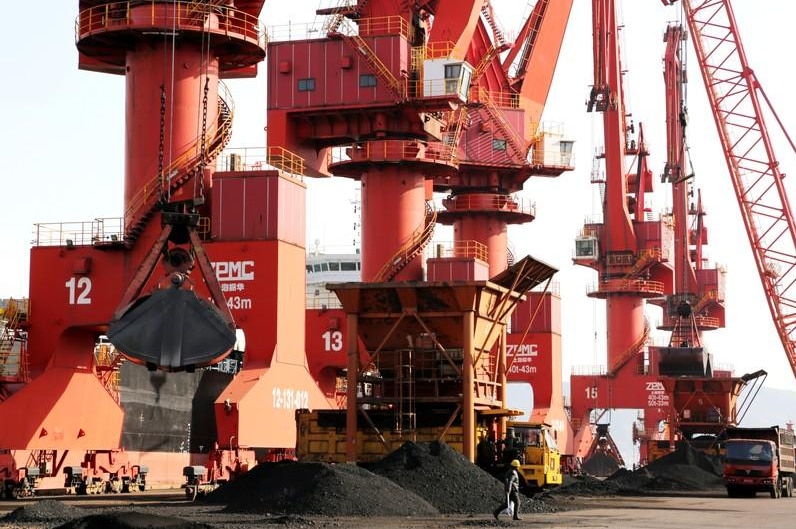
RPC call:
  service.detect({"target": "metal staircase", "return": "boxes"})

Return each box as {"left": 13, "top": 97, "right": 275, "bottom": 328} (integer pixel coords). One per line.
{"left": 122, "top": 89, "right": 234, "bottom": 244}
{"left": 330, "top": 17, "right": 406, "bottom": 101}
{"left": 372, "top": 202, "right": 437, "bottom": 282}
{"left": 323, "top": 0, "right": 370, "bottom": 35}
{"left": 441, "top": 105, "right": 469, "bottom": 159}
{"left": 622, "top": 248, "right": 661, "bottom": 280}
{"left": 186, "top": 0, "right": 228, "bottom": 16}
{"left": 0, "top": 299, "right": 29, "bottom": 386}
{"left": 480, "top": 1, "right": 509, "bottom": 50}
{"left": 691, "top": 290, "right": 718, "bottom": 315}
{"left": 509, "top": 0, "right": 548, "bottom": 82}
{"left": 472, "top": 1, "right": 514, "bottom": 83}
{"left": 94, "top": 340, "right": 124, "bottom": 405}
{"left": 607, "top": 320, "right": 650, "bottom": 376}
{"left": 478, "top": 88, "right": 527, "bottom": 165}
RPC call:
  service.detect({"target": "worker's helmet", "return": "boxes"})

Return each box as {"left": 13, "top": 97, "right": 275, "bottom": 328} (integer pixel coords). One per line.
{"left": 510, "top": 459, "right": 521, "bottom": 468}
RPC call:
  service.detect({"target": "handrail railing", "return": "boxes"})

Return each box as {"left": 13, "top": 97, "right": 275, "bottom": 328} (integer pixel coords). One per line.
{"left": 123, "top": 81, "right": 234, "bottom": 237}
{"left": 608, "top": 321, "right": 650, "bottom": 376}
{"left": 479, "top": 89, "right": 520, "bottom": 109}
{"left": 266, "top": 147, "right": 306, "bottom": 178}
{"left": 428, "top": 240, "right": 488, "bottom": 263}
{"left": 372, "top": 202, "right": 437, "bottom": 282}
{"left": 333, "top": 17, "right": 406, "bottom": 100}
{"left": 440, "top": 194, "right": 536, "bottom": 217}
{"left": 328, "top": 141, "right": 456, "bottom": 165}
{"left": 33, "top": 217, "right": 124, "bottom": 247}
{"left": 215, "top": 146, "right": 305, "bottom": 179}
{"left": 477, "top": 88, "right": 527, "bottom": 165}
{"left": 623, "top": 248, "right": 662, "bottom": 280}
{"left": 586, "top": 279, "right": 666, "bottom": 296}
{"left": 426, "top": 41, "right": 456, "bottom": 59}
{"left": 75, "top": 0, "right": 266, "bottom": 50}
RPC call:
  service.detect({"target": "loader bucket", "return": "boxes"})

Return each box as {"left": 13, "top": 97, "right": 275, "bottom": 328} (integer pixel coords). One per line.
{"left": 108, "top": 288, "right": 236, "bottom": 371}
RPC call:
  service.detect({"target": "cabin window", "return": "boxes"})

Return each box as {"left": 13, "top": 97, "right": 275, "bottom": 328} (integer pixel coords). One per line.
{"left": 298, "top": 78, "right": 316, "bottom": 92}
{"left": 359, "top": 74, "right": 377, "bottom": 87}
{"left": 341, "top": 261, "right": 357, "bottom": 271}
{"left": 444, "top": 64, "right": 461, "bottom": 94}
{"left": 492, "top": 138, "right": 507, "bottom": 151}
{"left": 329, "top": 262, "right": 340, "bottom": 271}
{"left": 575, "top": 239, "right": 597, "bottom": 257}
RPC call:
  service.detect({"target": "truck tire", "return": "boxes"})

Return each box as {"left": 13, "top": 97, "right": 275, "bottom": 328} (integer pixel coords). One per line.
{"left": 771, "top": 478, "right": 782, "bottom": 499}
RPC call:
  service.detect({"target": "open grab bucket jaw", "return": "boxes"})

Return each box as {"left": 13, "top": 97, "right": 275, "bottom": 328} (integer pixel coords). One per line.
{"left": 108, "top": 210, "right": 236, "bottom": 372}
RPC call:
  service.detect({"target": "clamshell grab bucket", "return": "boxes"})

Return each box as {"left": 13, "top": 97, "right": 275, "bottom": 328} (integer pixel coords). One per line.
{"left": 108, "top": 287, "right": 236, "bottom": 371}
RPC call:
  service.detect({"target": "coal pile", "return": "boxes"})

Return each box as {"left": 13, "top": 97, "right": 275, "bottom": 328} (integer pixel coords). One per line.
{"left": 205, "top": 460, "right": 440, "bottom": 516}
{"left": 549, "top": 443, "right": 723, "bottom": 497}
{"left": 638, "top": 443, "right": 723, "bottom": 492}
{"left": 53, "top": 512, "right": 213, "bottom": 529}
{"left": 369, "top": 441, "right": 557, "bottom": 514}
{"left": 369, "top": 441, "right": 503, "bottom": 513}
{"left": 546, "top": 473, "right": 627, "bottom": 496}
{"left": 2, "top": 499, "right": 84, "bottom": 523}
{"left": 647, "top": 442, "right": 723, "bottom": 476}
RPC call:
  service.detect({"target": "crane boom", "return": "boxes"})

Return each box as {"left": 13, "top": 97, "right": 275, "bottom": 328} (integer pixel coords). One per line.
{"left": 680, "top": 0, "right": 796, "bottom": 380}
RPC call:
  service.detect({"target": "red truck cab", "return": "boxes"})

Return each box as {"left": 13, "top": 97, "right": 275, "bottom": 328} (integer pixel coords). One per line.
{"left": 723, "top": 426, "right": 795, "bottom": 499}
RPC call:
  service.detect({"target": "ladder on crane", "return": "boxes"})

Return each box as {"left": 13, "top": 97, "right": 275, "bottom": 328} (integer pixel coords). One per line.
{"left": 372, "top": 202, "right": 437, "bottom": 282}
{"left": 478, "top": 88, "right": 527, "bottom": 165}
{"left": 123, "top": 89, "right": 234, "bottom": 244}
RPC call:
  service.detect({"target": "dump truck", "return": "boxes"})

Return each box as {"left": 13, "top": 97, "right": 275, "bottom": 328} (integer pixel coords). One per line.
{"left": 296, "top": 408, "right": 476, "bottom": 463}
{"left": 489, "top": 423, "right": 562, "bottom": 492}
{"left": 295, "top": 410, "right": 562, "bottom": 493}
{"left": 723, "top": 426, "right": 795, "bottom": 498}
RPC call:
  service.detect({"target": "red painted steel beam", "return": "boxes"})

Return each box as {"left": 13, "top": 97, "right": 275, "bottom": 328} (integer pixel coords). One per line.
{"left": 506, "top": 0, "right": 574, "bottom": 128}
{"left": 682, "top": 0, "right": 796, "bottom": 381}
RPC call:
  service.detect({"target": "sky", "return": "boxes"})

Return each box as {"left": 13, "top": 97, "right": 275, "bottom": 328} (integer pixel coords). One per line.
{"left": 2, "top": 0, "right": 796, "bottom": 409}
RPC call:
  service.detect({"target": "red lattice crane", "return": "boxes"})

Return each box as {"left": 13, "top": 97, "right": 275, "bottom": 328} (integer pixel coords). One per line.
{"left": 675, "top": 0, "right": 796, "bottom": 382}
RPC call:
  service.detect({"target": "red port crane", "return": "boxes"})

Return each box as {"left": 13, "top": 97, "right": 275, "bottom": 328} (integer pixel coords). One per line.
{"left": 570, "top": 0, "right": 675, "bottom": 467}
{"left": 647, "top": 19, "right": 752, "bottom": 460}
{"left": 431, "top": 0, "right": 574, "bottom": 277}
{"left": 1, "top": 1, "right": 332, "bottom": 495}
{"left": 282, "top": 0, "right": 574, "bottom": 434}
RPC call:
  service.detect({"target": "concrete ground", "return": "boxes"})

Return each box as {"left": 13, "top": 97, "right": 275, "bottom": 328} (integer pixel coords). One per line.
{"left": 0, "top": 489, "right": 795, "bottom": 529}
